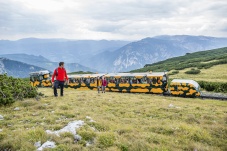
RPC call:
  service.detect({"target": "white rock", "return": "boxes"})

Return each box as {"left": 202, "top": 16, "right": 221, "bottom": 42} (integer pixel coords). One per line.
{"left": 34, "top": 141, "right": 41, "bottom": 148}
{"left": 0, "top": 115, "right": 3, "bottom": 120}
{"left": 168, "top": 104, "right": 174, "bottom": 108}
{"left": 46, "top": 120, "right": 84, "bottom": 136}
{"left": 14, "top": 107, "right": 20, "bottom": 111}
{"left": 37, "top": 141, "right": 56, "bottom": 151}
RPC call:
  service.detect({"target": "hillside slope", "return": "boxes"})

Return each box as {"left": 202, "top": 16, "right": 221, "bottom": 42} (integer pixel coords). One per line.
{"left": 131, "top": 47, "right": 227, "bottom": 83}
{"left": 0, "top": 54, "right": 97, "bottom": 73}
{"left": 132, "top": 47, "right": 227, "bottom": 72}
{"left": 0, "top": 58, "right": 46, "bottom": 78}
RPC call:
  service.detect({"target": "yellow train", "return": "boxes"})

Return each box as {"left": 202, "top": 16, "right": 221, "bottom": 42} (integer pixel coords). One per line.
{"left": 29, "top": 70, "right": 201, "bottom": 97}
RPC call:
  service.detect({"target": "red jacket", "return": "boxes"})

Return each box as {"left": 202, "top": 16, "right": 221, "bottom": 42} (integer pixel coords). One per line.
{"left": 52, "top": 67, "right": 68, "bottom": 82}
{"left": 102, "top": 79, "right": 107, "bottom": 86}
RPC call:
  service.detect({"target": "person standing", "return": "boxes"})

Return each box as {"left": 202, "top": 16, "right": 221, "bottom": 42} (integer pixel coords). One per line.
{"left": 97, "top": 76, "right": 102, "bottom": 93}
{"left": 52, "top": 62, "right": 68, "bottom": 97}
{"left": 101, "top": 77, "right": 107, "bottom": 93}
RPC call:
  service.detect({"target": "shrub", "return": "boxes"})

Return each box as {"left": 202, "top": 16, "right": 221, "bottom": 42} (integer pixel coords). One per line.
{"left": 0, "top": 74, "right": 40, "bottom": 106}
{"left": 185, "top": 69, "right": 201, "bottom": 74}
{"left": 198, "top": 81, "right": 227, "bottom": 93}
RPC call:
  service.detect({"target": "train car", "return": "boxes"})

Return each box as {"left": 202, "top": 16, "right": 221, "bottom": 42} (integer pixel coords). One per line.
{"left": 67, "top": 73, "right": 106, "bottom": 90}
{"left": 29, "top": 70, "right": 52, "bottom": 87}
{"left": 170, "top": 79, "right": 201, "bottom": 97}
{"left": 104, "top": 72, "right": 168, "bottom": 93}
{"left": 66, "top": 72, "right": 168, "bottom": 94}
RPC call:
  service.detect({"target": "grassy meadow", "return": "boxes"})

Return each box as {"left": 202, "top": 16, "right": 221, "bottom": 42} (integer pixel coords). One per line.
{"left": 169, "top": 64, "right": 227, "bottom": 83}
{"left": 0, "top": 88, "right": 227, "bottom": 150}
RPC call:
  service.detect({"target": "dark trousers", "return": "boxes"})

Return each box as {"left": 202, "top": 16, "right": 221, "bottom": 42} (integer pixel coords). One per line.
{"left": 54, "top": 80, "right": 65, "bottom": 96}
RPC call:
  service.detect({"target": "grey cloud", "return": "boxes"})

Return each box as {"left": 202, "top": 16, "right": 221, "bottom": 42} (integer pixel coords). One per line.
{"left": 0, "top": 0, "right": 226, "bottom": 40}
{"left": 0, "top": 1, "right": 57, "bottom": 35}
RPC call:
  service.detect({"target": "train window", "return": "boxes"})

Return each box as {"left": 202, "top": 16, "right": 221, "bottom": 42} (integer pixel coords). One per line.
{"left": 152, "top": 77, "right": 157, "bottom": 84}
{"left": 30, "top": 76, "right": 34, "bottom": 81}
{"left": 141, "top": 77, "right": 147, "bottom": 83}
{"left": 162, "top": 75, "right": 167, "bottom": 82}
{"left": 119, "top": 77, "right": 130, "bottom": 84}
{"left": 39, "top": 75, "right": 43, "bottom": 80}
{"left": 131, "top": 77, "right": 137, "bottom": 84}
{"left": 108, "top": 77, "right": 116, "bottom": 83}
{"left": 157, "top": 77, "right": 161, "bottom": 84}
{"left": 90, "top": 78, "right": 95, "bottom": 84}
{"left": 146, "top": 78, "right": 151, "bottom": 84}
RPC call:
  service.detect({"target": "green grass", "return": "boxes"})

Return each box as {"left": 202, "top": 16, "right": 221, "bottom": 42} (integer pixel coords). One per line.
{"left": 169, "top": 64, "right": 227, "bottom": 82}
{"left": 0, "top": 88, "right": 227, "bottom": 150}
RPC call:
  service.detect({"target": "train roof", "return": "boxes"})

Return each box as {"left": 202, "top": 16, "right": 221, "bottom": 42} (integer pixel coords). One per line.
{"left": 68, "top": 72, "right": 167, "bottom": 78}
{"left": 171, "top": 79, "right": 200, "bottom": 88}
{"left": 68, "top": 73, "right": 106, "bottom": 78}
{"left": 29, "top": 70, "right": 50, "bottom": 76}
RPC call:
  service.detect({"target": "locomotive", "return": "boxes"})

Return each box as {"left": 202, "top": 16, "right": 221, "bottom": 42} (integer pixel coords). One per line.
{"left": 29, "top": 70, "right": 201, "bottom": 97}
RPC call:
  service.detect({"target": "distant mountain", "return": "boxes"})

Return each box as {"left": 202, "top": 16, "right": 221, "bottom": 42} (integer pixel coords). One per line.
{"left": 0, "top": 38, "right": 130, "bottom": 63}
{"left": 0, "top": 58, "right": 46, "bottom": 78}
{"left": 0, "top": 54, "right": 97, "bottom": 73}
{"left": 82, "top": 35, "right": 227, "bottom": 72}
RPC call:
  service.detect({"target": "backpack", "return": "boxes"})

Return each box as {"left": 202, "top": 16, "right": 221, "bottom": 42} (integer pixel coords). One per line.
{"left": 55, "top": 68, "right": 65, "bottom": 77}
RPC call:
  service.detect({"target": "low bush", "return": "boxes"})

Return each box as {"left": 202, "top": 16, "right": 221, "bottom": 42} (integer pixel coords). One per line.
{"left": 185, "top": 69, "right": 201, "bottom": 74}
{"left": 198, "top": 81, "right": 227, "bottom": 93}
{"left": 0, "top": 74, "right": 40, "bottom": 106}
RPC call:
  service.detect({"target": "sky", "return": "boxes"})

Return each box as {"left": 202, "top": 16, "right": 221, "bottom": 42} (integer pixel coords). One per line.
{"left": 0, "top": 0, "right": 227, "bottom": 40}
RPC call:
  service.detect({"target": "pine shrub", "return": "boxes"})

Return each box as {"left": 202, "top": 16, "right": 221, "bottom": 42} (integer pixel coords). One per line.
{"left": 185, "top": 69, "right": 201, "bottom": 74}
{"left": 0, "top": 74, "right": 39, "bottom": 106}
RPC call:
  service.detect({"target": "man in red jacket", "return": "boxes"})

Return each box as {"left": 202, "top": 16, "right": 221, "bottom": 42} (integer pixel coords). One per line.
{"left": 52, "top": 62, "right": 68, "bottom": 97}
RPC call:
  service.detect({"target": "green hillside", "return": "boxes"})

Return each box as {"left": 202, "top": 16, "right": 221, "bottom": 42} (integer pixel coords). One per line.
{"left": 132, "top": 47, "right": 227, "bottom": 74}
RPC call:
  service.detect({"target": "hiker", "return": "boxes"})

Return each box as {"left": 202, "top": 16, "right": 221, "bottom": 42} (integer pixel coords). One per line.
{"left": 101, "top": 76, "right": 107, "bottom": 93}
{"left": 97, "top": 76, "right": 102, "bottom": 93}
{"left": 52, "top": 62, "right": 68, "bottom": 97}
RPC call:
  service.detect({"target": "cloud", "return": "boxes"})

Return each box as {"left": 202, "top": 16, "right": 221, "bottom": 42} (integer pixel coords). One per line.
{"left": 0, "top": 0, "right": 226, "bottom": 40}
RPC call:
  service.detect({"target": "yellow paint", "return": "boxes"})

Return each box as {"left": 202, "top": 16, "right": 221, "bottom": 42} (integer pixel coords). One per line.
{"left": 135, "top": 76, "right": 143, "bottom": 79}
{"left": 170, "top": 87, "right": 174, "bottom": 91}
{"left": 44, "top": 74, "right": 49, "bottom": 78}
{"left": 150, "top": 88, "right": 163, "bottom": 93}
{"left": 182, "top": 83, "right": 187, "bottom": 86}
{"left": 69, "top": 83, "right": 79, "bottom": 87}
{"left": 81, "top": 83, "right": 86, "bottom": 87}
{"left": 189, "top": 84, "right": 194, "bottom": 88}
{"left": 171, "top": 91, "right": 180, "bottom": 95}
{"left": 177, "top": 86, "right": 182, "bottom": 90}
{"left": 90, "top": 83, "right": 96, "bottom": 87}
{"left": 189, "top": 89, "right": 197, "bottom": 94}
{"left": 108, "top": 83, "right": 116, "bottom": 87}
{"left": 130, "top": 89, "right": 149, "bottom": 93}
{"left": 34, "top": 81, "right": 40, "bottom": 87}
{"left": 131, "top": 84, "right": 149, "bottom": 87}
{"left": 196, "top": 92, "right": 200, "bottom": 96}
{"left": 119, "top": 84, "right": 130, "bottom": 87}
{"left": 113, "top": 76, "right": 121, "bottom": 79}
{"left": 182, "top": 87, "right": 189, "bottom": 91}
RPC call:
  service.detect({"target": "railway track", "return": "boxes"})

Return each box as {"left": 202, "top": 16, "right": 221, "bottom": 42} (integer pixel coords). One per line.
{"left": 200, "top": 93, "right": 227, "bottom": 101}
{"left": 163, "top": 92, "right": 227, "bottom": 101}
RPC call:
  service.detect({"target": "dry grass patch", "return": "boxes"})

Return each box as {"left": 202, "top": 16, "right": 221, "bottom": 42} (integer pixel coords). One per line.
{"left": 170, "top": 64, "right": 227, "bottom": 82}
{"left": 0, "top": 88, "right": 226, "bottom": 150}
